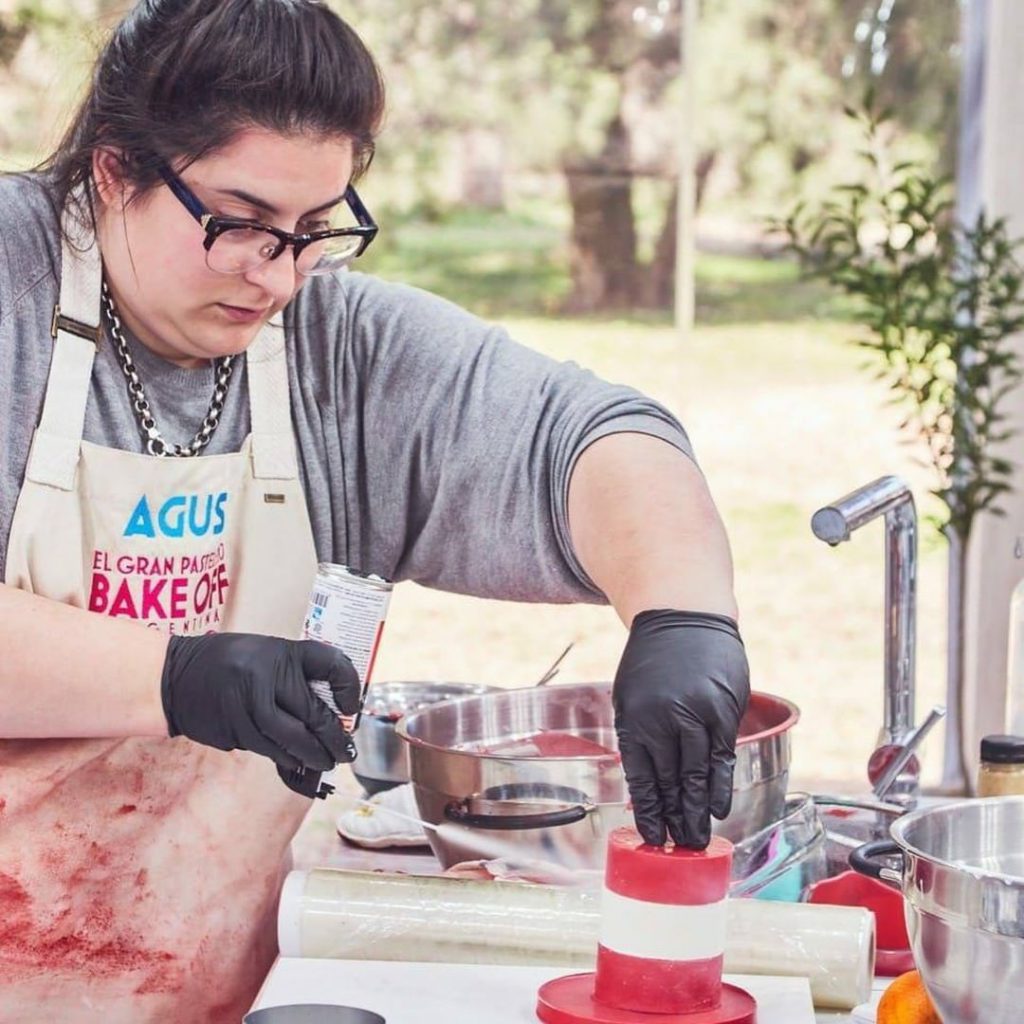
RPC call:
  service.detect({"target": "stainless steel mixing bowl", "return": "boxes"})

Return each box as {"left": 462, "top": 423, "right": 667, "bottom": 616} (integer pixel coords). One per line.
{"left": 851, "top": 795, "right": 1024, "bottom": 1024}
{"left": 397, "top": 682, "right": 798, "bottom": 869}
{"left": 244, "top": 1007, "right": 384, "bottom": 1024}
{"left": 352, "top": 681, "right": 498, "bottom": 794}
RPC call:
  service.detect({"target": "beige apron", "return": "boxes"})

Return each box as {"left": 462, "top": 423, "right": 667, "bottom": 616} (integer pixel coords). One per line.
{"left": 1, "top": 202, "right": 319, "bottom": 1022}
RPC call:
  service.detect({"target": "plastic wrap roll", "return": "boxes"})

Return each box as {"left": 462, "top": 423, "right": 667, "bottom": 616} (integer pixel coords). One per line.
{"left": 279, "top": 868, "right": 598, "bottom": 968}
{"left": 278, "top": 869, "right": 874, "bottom": 1010}
{"left": 723, "top": 896, "right": 874, "bottom": 1010}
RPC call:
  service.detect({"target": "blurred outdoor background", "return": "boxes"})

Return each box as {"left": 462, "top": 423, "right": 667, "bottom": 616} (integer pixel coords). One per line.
{"left": 0, "top": 1, "right": 963, "bottom": 789}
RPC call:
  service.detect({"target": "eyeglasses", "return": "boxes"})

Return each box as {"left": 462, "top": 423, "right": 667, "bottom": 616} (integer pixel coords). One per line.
{"left": 158, "top": 164, "right": 378, "bottom": 277}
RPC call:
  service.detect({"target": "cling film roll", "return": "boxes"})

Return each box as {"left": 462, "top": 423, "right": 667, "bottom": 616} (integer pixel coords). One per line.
{"left": 277, "top": 869, "right": 874, "bottom": 1010}
{"left": 279, "top": 868, "right": 596, "bottom": 967}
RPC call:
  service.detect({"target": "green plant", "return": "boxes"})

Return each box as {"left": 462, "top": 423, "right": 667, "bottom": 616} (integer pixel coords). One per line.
{"left": 780, "top": 103, "right": 1024, "bottom": 545}
{"left": 778, "top": 100, "right": 1024, "bottom": 791}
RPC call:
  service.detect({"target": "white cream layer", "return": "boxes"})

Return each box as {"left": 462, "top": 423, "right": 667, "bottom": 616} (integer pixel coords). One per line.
{"left": 598, "top": 888, "right": 727, "bottom": 961}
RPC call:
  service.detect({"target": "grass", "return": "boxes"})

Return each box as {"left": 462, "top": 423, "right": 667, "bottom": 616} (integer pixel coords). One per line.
{"left": 694, "top": 253, "right": 859, "bottom": 325}
{"left": 363, "top": 208, "right": 571, "bottom": 316}
{"left": 360, "top": 207, "right": 856, "bottom": 325}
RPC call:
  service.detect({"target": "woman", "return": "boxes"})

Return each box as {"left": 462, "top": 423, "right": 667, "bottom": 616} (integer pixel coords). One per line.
{"left": 0, "top": 1, "right": 749, "bottom": 1020}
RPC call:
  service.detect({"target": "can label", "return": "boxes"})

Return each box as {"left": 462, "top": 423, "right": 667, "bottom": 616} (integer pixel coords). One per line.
{"left": 303, "top": 563, "right": 392, "bottom": 717}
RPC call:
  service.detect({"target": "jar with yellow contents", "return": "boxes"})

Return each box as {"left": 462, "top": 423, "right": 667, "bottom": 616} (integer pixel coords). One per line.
{"left": 977, "top": 734, "right": 1024, "bottom": 797}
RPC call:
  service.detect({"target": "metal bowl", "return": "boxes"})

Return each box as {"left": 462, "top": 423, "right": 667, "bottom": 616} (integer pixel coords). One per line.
{"left": 397, "top": 682, "right": 798, "bottom": 869}
{"left": 352, "top": 681, "right": 498, "bottom": 794}
{"left": 851, "top": 795, "right": 1024, "bottom": 1024}
{"left": 245, "top": 1008, "right": 384, "bottom": 1024}
{"left": 814, "top": 795, "right": 905, "bottom": 876}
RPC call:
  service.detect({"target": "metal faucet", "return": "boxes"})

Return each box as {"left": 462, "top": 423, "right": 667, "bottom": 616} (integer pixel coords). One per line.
{"left": 811, "top": 475, "right": 920, "bottom": 801}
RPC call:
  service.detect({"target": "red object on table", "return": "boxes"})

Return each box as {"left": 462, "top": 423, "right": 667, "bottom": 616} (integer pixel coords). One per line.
{"left": 807, "top": 869, "right": 914, "bottom": 976}
{"left": 536, "top": 827, "right": 756, "bottom": 1024}
{"left": 536, "top": 975, "right": 758, "bottom": 1024}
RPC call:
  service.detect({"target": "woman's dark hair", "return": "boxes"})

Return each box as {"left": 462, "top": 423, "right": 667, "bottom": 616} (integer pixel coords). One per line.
{"left": 36, "top": 0, "right": 385, "bottom": 226}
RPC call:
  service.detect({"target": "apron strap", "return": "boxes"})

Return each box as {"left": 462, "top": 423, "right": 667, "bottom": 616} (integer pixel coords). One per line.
{"left": 26, "top": 200, "right": 102, "bottom": 491}
{"left": 28, "top": 190, "right": 298, "bottom": 487}
{"left": 246, "top": 320, "right": 299, "bottom": 481}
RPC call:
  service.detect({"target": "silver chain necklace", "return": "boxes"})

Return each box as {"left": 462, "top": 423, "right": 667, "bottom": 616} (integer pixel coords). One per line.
{"left": 102, "top": 282, "right": 235, "bottom": 458}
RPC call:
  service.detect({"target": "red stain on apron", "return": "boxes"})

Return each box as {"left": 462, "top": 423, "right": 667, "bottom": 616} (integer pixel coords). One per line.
{"left": 0, "top": 194, "right": 320, "bottom": 1020}
{"left": 0, "top": 867, "right": 179, "bottom": 992}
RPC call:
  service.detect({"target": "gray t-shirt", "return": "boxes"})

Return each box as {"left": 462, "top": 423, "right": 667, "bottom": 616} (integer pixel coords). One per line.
{"left": 0, "top": 173, "right": 693, "bottom": 602}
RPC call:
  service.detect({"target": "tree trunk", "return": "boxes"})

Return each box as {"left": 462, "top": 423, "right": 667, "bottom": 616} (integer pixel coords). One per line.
{"left": 0, "top": 18, "right": 28, "bottom": 66}
{"left": 458, "top": 129, "right": 506, "bottom": 209}
{"left": 562, "top": 115, "right": 639, "bottom": 313}
{"left": 643, "top": 150, "right": 717, "bottom": 310}
{"left": 644, "top": 186, "right": 678, "bottom": 310}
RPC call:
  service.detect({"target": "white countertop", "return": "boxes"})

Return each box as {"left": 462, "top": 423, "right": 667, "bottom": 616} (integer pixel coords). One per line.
{"left": 815, "top": 979, "right": 885, "bottom": 1024}
{"left": 253, "top": 959, "right": 819, "bottom": 1023}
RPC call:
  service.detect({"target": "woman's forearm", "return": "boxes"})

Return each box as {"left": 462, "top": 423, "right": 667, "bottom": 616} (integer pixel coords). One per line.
{"left": 0, "top": 582, "right": 168, "bottom": 738}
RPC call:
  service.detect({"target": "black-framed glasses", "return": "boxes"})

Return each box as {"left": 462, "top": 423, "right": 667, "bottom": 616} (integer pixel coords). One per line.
{"left": 158, "top": 164, "right": 378, "bottom": 277}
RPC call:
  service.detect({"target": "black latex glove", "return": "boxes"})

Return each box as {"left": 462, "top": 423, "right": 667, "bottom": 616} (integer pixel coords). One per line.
{"left": 613, "top": 609, "right": 750, "bottom": 849}
{"left": 275, "top": 762, "right": 340, "bottom": 799}
{"left": 162, "top": 634, "right": 360, "bottom": 797}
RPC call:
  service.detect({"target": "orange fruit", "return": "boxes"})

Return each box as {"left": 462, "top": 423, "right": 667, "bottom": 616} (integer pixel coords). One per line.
{"left": 876, "top": 970, "right": 941, "bottom": 1024}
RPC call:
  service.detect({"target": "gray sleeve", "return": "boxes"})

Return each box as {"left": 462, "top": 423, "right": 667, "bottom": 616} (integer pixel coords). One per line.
{"left": 0, "top": 174, "right": 59, "bottom": 326}
{"left": 329, "top": 275, "right": 695, "bottom": 603}
{"left": 0, "top": 186, "right": 12, "bottom": 326}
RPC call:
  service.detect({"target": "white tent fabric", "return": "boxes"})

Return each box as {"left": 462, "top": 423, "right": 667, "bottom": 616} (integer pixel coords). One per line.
{"left": 960, "top": 0, "right": 1024, "bottom": 788}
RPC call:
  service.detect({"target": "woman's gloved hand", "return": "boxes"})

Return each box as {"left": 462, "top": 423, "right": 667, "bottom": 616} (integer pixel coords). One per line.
{"left": 613, "top": 610, "right": 750, "bottom": 849}
{"left": 161, "top": 634, "right": 360, "bottom": 793}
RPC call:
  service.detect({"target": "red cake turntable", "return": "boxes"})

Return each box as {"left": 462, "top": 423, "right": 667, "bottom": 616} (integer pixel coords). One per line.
{"left": 536, "top": 828, "right": 757, "bottom": 1024}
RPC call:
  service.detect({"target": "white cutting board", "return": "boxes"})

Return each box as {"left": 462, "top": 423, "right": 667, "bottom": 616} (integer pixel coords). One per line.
{"left": 252, "top": 959, "right": 816, "bottom": 1023}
